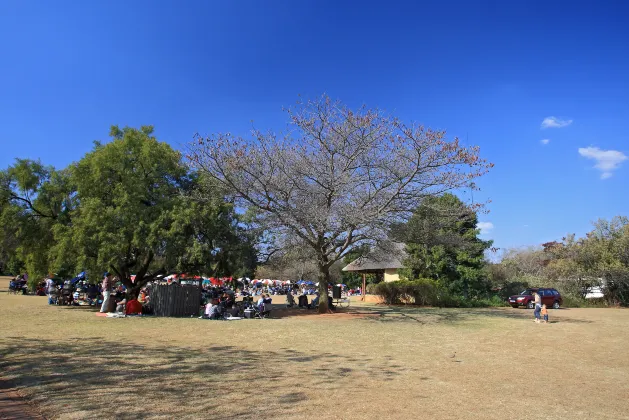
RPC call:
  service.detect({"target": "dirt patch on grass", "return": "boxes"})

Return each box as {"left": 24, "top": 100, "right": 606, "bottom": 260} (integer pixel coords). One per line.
{"left": 273, "top": 307, "right": 382, "bottom": 320}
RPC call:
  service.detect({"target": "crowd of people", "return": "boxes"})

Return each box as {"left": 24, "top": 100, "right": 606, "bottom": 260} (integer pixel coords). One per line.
{"left": 15, "top": 270, "right": 352, "bottom": 319}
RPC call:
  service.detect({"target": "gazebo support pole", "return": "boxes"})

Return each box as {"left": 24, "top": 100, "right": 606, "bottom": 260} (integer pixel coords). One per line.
{"left": 361, "top": 273, "right": 366, "bottom": 301}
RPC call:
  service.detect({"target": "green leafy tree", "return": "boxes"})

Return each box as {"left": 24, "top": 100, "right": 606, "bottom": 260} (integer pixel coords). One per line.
{"left": 393, "top": 193, "right": 492, "bottom": 298}
{"left": 51, "top": 126, "right": 256, "bottom": 298}
{"left": 544, "top": 216, "right": 629, "bottom": 305}
{"left": 0, "top": 159, "right": 74, "bottom": 285}
{"left": 1, "top": 127, "right": 258, "bottom": 294}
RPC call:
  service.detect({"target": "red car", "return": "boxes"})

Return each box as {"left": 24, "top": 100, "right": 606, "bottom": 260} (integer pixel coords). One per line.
{"left": 508, "top": 288, "right": 562, "bottom": 309}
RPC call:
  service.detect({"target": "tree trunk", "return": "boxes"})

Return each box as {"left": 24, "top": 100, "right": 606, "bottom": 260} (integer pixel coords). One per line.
{"left": 317, "top": 265, "right": 331, "bottom": 313}
{"left": 126, "top": 284, "right": 142, "bottom": 300}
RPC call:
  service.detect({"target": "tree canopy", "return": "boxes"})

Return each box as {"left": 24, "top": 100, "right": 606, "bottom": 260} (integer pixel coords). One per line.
{"left": 1, "top": 126, "right": 257, "bottom": 294}
{"left": 187, "top": 95, "right": 492, "bottom": 312}
{"left": 392, "top": 193, "right": 493, "bottom": 298}
{"left": 0, "top": 159, "right": 73, "bottom": 279}
{"left": 488, "top": 216, "right": 629, "bottom": 305}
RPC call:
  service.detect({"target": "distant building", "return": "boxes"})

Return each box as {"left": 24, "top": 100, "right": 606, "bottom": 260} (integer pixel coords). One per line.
{"left": 342, "top": 242, "right": 406, "bottom": 282}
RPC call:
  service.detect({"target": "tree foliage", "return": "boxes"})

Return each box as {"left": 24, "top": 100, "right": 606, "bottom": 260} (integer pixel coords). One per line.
{"left": 187, "top": 95, "right": 492, "bottom": 312}
{"left": 490, "top": 216, "right": 629, "bottom": 306}
{"left": 1, "top": 126, "right": 257, "bottom": 294}
{"left": 0, "top": 159, "right": 73, "bottom": 282}
{"left": 393, "top": 193, "right": 493, "bottom": 298}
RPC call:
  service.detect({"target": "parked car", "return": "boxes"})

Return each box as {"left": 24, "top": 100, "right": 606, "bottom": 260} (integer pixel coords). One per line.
{"left": 508, "top": 288, "right": 562, "bottom": 309}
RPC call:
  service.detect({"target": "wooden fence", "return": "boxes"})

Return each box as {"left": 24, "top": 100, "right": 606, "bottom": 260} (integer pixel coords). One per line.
{"left": 149, "top": 283, "right": 201, "bottom": 317}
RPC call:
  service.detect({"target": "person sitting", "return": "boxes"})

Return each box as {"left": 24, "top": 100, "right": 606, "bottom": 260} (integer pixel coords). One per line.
{"left": 138, "top": 288, "right": 148, "bottom": 303}
{"left": 221, "top": 293, "right": 234, "bottom": 309}
{"left": 263, "top": 293, "right": 272, "bottom": 304}
{"left": 298, "top": 293, "right": 309, "bottom": 308}
{"left": 126, "top": 296, "right": 143, "bottom": 315}
{"left": 286, "top": 293, "right": 295, "bottom": 307}
{"left": 229, "top": 304, "right": 241, "bottom": 318}
{"left": 203, "top": 299, "right": 220, "bottom": 320}
{"left": 115, "top": 297, "right": 127, "bottom": 314}
{"left": 257, "top": 295, "right": 265, "bottom": 312}
{"left": 309, "top": 292, "right": 320, "bottom": 309}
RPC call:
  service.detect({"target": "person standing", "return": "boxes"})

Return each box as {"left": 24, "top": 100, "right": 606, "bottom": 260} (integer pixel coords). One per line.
{"left": 541, "top": 304, "right": 549, "bottom": 323}
{"left": 45, "top": 275, "right": 56, "bottom": 305}
{"left": 533, "top": 291, "right": 542, "bottom": 323}
{"left": 100, "top": 272, "right": 113, "bottom": 313}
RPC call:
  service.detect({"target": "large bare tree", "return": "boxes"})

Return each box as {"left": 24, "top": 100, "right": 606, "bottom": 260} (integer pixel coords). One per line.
{"left": 187, "top": 95, "right": 492, "bottom": 312}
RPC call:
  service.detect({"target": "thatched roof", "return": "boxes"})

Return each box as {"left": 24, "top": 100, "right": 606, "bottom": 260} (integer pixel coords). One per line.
{"left": 342, "top": 242, "right": 406, "bottom": 272}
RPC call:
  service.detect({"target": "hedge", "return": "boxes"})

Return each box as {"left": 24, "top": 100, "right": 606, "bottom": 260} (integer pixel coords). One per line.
{"left": 374, "top": 279, "right": 507, "bottom": 308}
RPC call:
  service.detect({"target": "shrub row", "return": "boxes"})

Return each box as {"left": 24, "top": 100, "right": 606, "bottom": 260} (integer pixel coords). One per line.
{"left": 374, "top": 279, "right": 507, "bottom": 308}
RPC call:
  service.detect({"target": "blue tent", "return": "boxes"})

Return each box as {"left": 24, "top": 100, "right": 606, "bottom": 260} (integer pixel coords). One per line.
{"left": 70, "top": 271, "right": 87, "bottom": 285}
{"left": 304, "top": 281, "right": 315, "bottom": 286}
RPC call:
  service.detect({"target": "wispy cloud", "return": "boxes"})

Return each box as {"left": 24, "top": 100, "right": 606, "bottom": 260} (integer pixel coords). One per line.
{"left": 578, "top": 147, "right": 628, "bottom": 179}
{"left": 540, "top": 139, "right": 550, "bottom": 145}
{"left": 477, "top": 222, "right": 494, "bottom": 235}
{"left": 541, "top": 116, "right": 572, "bottom": 129}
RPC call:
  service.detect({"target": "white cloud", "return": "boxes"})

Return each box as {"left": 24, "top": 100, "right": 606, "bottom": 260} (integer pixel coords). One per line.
{"left": 541, "top": 116, "right": 573, "bottom": 129}
{"left": 477, "top": 222, "right": 494, "bottom": 235}
{"left": 540, "top": 139, "right": 550, "bottom": 145}
{"left": 578, "top": 147, "right": 628, "bottom": 179}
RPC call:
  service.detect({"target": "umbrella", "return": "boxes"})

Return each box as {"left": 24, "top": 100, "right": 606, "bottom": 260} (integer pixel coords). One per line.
{"left": 305, "top": 281, "right": 315, "bottom": 286}
{"left": 262, "top": 279, "right": 273, "bottom": 285}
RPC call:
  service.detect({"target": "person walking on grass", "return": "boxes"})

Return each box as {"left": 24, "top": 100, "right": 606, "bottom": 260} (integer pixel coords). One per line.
{"left": 100, "top": 272, "right": 113, "bottom": 313}
{"left": 533, "top": 291, "right": 542, "bottom": 323}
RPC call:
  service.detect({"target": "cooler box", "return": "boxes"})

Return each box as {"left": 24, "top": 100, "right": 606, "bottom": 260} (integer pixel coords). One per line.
{"left": 244, "top": 309, "right": 255, "bottom": 319}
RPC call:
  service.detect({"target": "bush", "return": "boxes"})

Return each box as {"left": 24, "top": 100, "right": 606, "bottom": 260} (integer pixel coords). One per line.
{"left": 561, "top": 295, "right": 608, "bottom": 308}
{"left": 373, "top": 281, "right": 402, "bottom": 304}
{"left": 374, "top": 280, "right": 509, "bottom": 308}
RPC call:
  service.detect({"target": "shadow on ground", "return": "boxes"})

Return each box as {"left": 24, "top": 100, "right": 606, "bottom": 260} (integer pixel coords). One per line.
{"left": 0, "top": 336, "right": 412, "bottom": 419}
{"left": 330, "top": 305, "right": 595, "bottom": 325}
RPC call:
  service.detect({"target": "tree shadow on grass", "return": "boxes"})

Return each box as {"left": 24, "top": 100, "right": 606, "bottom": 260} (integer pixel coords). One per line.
{"left": 59, "top": 305, "right": 101, "bottom": 312}
{"left": 251, "top": 304, "right": 594, "bottom": 326}
{"left": 0, "top": 337, "right": 410, "bottom": 419}
{"left": 358, "top": 306, "right": 594, "bottom": 325}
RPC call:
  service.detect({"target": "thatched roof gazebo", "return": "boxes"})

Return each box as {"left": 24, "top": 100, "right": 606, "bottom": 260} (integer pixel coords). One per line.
{"left": 342, "top": 243, "right": 406, "bottom": 300}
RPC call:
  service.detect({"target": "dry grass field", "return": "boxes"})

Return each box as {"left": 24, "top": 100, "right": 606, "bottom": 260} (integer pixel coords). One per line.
{"left": 1, "top": 276, "right": 628, "bottom": 419}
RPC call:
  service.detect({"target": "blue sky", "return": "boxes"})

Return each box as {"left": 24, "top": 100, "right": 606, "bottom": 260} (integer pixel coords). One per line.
{"left": 1, "top": 0, "right": 627, "bottom": 253}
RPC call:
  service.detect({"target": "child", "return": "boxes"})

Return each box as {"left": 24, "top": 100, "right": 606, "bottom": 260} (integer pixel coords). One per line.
{"left": 541, "top": 304, "right": 549, "bottom": 323}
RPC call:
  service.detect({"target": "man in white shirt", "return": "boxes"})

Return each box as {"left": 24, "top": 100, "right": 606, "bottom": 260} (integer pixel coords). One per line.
{"left": 45, "top": 276, "right": 56, "bottom": 305}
